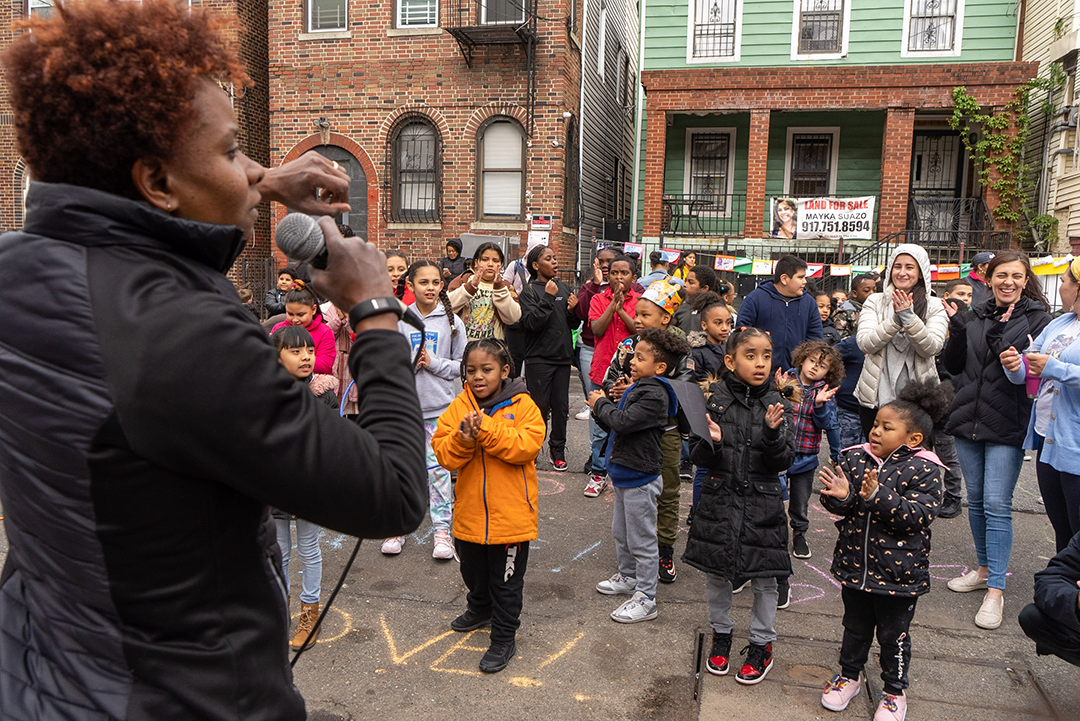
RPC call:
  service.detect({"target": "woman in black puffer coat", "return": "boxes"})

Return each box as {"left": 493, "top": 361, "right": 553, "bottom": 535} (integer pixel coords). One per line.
{"left": 682, "top": 328, "right": 795, "bottom": 682}
{"left": 942, "top": 251, "right": 1052, "bottom": 631}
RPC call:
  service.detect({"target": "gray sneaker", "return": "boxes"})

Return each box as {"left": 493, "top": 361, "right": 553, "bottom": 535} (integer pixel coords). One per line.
{"left": 596, "top": 573, "right": 638, "bottom": 595}
{"left": 611, "top": 591, "right": 658, "bottom": 623}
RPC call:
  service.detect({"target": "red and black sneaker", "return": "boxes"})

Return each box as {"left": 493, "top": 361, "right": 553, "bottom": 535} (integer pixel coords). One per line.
{"left": 705, "top": 631, "right": 732, "bottom": 676}
{"left": 550, "top": 452, "right": 568, "bottom": 472}
{"left": 735, "top": 642, "right": 773, "bottom": 685}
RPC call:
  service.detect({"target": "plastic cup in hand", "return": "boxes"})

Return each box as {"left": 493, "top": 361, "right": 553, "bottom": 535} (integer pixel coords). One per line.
{"left": 1022, "top": 352, "right": 1042, "bottom": 398}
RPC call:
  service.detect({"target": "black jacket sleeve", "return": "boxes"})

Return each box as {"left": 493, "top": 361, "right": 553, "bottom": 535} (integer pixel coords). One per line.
{"left": 100, "top": 292, "right": 428, "bottom": 540}
{"left": 264, "top": 290, "right": 285, "bottom": 317}
{"left": 1033, "top": 531, "right": 1080, "bottom": 633}
{"left": 592, "top": 384, "right": 668, "bottom": 435}
{"left": 943, "top": 311, "right": 971, "bottom": 377}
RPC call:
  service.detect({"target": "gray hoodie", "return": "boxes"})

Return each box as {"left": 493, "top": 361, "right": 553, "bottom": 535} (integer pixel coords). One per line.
{"left": 398, "top": 302, "right": 467, "bottom": 418}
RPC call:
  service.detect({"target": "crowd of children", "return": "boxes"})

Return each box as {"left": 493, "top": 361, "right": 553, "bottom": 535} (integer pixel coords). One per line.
{"left": 244, "top": 239, "right": 1080, "bottom": 721}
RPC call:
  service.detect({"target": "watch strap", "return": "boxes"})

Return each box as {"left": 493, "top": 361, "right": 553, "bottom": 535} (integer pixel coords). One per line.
{"left": 348, "top": 296, "right": 405, "bottom": 328}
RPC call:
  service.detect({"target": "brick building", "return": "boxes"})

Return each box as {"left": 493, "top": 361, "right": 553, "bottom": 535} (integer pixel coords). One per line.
{"left": 632, "top": 0, "right": 1040, "bottom": 275}
{"left": 268, "top": 0, "right": 584, "bottom": 274}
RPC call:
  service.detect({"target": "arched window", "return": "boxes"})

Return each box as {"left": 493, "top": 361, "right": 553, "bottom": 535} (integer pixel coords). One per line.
{"left": 14, "top": 159, "right": 30, "bottom": 229}
{"left": 309, "top": 146, "right": 368, "bottom": 238}
{"left": 476, "top": 118, "right": 525, "bottom": 221}
{"left": 391, "top": 119, "right": 440, "bottom": 223}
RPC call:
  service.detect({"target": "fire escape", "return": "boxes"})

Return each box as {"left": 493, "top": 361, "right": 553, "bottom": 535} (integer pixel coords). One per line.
{"left": 443, "top": 0, "right": 539, "bottom": 137}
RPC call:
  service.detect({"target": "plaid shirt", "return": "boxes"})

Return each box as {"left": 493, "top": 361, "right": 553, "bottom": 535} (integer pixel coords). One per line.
{"left": 786, "top": 372, "right": 835, "bottom": 457}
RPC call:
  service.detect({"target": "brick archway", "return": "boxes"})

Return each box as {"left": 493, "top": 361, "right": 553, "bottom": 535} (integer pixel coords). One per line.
{"left": 277, "top": 133, "right": 380, "bottom": 249}
{"left": 379, "top": 104, "right": 452, "bottom": 147}
{"left": 462, "top": 103, "right": 529, "bottom": 143}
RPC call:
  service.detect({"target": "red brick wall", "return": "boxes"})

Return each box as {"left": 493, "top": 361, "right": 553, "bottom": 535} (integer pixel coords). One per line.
{"left": 879, "top": 107, "right": 916, "bottom": 236}
{"left": 267, "top": 0, "right": 582, "bottom": 274}
{"left": 0, "top": 2, "right": 21, "bottom": 232}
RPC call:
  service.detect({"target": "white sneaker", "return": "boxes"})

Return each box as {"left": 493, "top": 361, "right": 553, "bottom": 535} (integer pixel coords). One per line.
{"left": 975, "top": 594, "right": 1004, "bottom": 630}
{"left": 947, "top": 569, "right": 988, "bottom": 593}
{"left": 575, "top": 406, "right": 591, "bottom": 421}
{"left": 583, "top": 475, "right": 607, "bottom": 498}
{"left": 611, "top": 591, "right": 658, "bottom": 623}
{"left": 596, "top": 573, "right": 637, "bottom": 595}
{"left": 381, "top": 536, "right": 404, "bottom": 555}
{"left": 432, "top": 530, "right": 454, "bottom": 560}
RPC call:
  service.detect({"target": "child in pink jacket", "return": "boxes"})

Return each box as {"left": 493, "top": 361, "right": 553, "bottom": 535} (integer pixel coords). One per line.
{"left": 270, "top": 280, "right": 337, "bottom": 376}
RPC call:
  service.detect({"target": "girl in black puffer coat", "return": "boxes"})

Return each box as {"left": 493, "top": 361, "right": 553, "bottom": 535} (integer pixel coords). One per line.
{"left": 817, "top": 380, "right": 948, "bottom": 718}
{"left": 941, "top": 252, "right": 1052, "bottom": 632}
{"left": 683, "top": 328, "right": 795, "bottom": 685}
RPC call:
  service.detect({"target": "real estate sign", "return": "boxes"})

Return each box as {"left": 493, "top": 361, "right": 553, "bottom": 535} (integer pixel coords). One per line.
{"left": 770, "top": 196, "right": 875, "bottom": 241}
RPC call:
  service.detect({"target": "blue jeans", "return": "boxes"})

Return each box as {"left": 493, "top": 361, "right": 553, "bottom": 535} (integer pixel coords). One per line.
{"left": 576, "top": 343, "right": 593, "bottom": 399}
{"left": 275, "top": 516, "right": 323, "bottom": 604}
{"left": 954, "top": 438, "right": 1025, "bottom": 591}
{"left": 693, "top": 465, "right": 708, "bottom": 508}
{"left": 825, "top": 417, "right": 842, "bottom": 465}
{"left": 837, "top": 407, "right": 863, "bottom": 450}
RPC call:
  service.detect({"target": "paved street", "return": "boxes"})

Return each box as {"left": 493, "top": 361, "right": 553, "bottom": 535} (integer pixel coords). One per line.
{"left": 2, "top": 379, "right": 1078, "bottom": 720}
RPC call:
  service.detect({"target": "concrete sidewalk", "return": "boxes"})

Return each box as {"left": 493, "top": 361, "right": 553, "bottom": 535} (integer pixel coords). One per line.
{"left": 0, "top": 384, "right": 1077, "bottom": 721}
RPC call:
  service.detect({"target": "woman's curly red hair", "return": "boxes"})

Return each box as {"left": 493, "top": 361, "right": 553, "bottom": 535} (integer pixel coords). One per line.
{"left": 5, "top": 0, "right": 251, "bottom": 197}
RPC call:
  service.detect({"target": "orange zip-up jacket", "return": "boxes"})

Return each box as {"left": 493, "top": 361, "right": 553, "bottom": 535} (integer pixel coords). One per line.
{"left": 432, "top": 387, "right": 544, "bottom": 545}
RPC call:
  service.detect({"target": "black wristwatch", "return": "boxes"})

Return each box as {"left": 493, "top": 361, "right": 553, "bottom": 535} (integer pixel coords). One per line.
{"left": 348, "top": 296, "right": 405, "bottom": 329}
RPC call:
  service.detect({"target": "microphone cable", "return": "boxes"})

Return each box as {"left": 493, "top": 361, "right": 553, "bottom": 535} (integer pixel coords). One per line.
{"left": 292, "top": 307, "right": 426, "bottom": 668}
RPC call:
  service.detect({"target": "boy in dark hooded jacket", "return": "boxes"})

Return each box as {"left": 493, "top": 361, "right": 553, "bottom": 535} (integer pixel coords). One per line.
{"left": 439, "top": 238, "right": 468, "bottom": 280}
{"left": 737, "top": 255, "right": 823, "bottom": 371}
{"left": 588, "top": 328, "right": 690, "bottom": 625}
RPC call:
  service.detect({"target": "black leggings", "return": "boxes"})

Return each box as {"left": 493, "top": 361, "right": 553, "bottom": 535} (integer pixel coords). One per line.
{"left": 1036, "top": 454, "right": 1080, "bottom": 553}
{"left": 840, "top": 587, "right": 918, "bottom": 694}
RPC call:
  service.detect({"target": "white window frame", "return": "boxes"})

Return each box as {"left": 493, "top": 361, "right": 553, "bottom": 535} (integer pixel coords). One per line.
{"left": 686, "top": 0, "right": 743, "bottom": 64}
{"left": 789, "top": 0, "right": 850, "bottom": 61}
{"left": 597, "top": 0, "right": 607, "bottom": 79}
{"left": 900, "top": 0, "right": 964, "bottom": 58}
{"left": 397, "top": 0, "right": 438, "bottom": 27}
{"left": 27, "top": 0, "right": 53, "bottom": 17}
{"left": 783, "top": 127, "right": 840, "bottom": 196}
{"left": 477, "top": 118, "right": 526, "bottom": 221}
{"left": 682, "top": 127, "right": 738, "bottom": 218}
{"left": 307, "top": 0, "right": 348, "bottom": 32}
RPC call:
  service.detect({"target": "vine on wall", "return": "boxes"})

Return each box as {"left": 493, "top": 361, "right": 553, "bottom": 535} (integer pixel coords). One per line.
{"left": 949, "top": 64, "right": 1065, "bottom": 249}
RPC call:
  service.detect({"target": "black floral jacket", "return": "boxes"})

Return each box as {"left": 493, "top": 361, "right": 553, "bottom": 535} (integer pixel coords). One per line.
{"left": 821, "top": 444, "right": 943, "bottom": 596}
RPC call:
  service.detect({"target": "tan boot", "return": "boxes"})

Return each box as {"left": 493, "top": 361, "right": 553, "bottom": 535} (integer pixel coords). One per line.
{"left": 290, "top": 602, "right": 320, "bottom": 650}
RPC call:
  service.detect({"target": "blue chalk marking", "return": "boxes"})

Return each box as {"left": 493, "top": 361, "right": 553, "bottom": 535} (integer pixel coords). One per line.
{"left": 571, "top": 541, "right": 601, "bottom": 562}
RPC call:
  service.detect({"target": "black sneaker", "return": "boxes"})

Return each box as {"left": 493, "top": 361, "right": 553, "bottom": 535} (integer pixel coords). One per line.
{"left": 550, "top": 451, "right": 568, "bottom": 472}
{"left": 792, "top": 534, "right": 811, "bottom": 559}
{"left": 658, "top": 544, "right": 677, "bottom": 583}
{"left": 479, "top": 639, "right": 516, "bottom": 673}
{"left": 679, "top": 460, "right": 693, "bottom": 480}
{"left": 731, "top": 577, "right": 751, "bottom": 594}
{"left": 735, "top": 642, "right": 774, "bottom": 685}
{"left": 686, "top": 507, "right": 694, "bottom": 527}
{"left": 938, "top": 494, "right": 963, "bottom": 519}
{"left": 451, "top": 608, "right": 491, "bottom": 632}
{"left": 777, "top": 577, "right": 791, "bottom": 610}
{"left": 706, "top": 631, "right": 732, "bottom": 676}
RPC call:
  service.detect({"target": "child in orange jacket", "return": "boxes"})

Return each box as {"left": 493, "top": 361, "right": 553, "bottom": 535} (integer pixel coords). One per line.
{"left": 432, "top": 337, "right": 545, "bottom": 675}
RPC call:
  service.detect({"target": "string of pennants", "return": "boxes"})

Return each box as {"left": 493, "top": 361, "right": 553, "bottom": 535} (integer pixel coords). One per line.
{"left": 709, "top": 255, "right": 976, "bottom": 280}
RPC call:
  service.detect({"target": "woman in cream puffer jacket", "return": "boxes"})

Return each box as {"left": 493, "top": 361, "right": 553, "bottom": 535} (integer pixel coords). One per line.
{"left": 855, "top": 243, "right": 949, "bottom": 436}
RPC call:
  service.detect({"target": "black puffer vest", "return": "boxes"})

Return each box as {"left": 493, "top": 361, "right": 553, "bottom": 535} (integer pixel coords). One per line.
{"left": 943, "top": 296, "right": 1051, "bottom": 447}
{"left": 682, "top": 375, "right": 795, "bottom": 579}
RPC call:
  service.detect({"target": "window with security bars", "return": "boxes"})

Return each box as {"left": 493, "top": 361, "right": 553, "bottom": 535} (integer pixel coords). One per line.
{"left": 393, "top": 121, "right": 439, "bottom": 222}
{"left": 478, "top": 120, "right": 525, "bottom": 219}
{"left": 28, "top": 0, "right": 53, "bottom": 17}
{"left": 688, "top": 133, "right": 731, "bottom": 211}
{"left": 908, "top": 0, "right": 957, "bottom": 51}
{"left": 308, "top": 0, "right": 347, "bottom": 31}
{"left": 798, "top": 0, "right": 843, "bottom": 54}
{"left": 693, "top": 0, "right": 737, "bottom": 59}
{"left": 398, "top": 0, "right": 437, "bottom": 26}
{"left": 789, "top": 134, "right": 833, "bottom": 196}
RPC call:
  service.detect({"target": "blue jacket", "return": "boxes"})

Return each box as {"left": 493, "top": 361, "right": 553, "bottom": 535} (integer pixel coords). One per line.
{"left": 737, "top": 280, "right": 823, "bottom": 371}
{"left": 835, "top": 335, "right": 865, "bottom": 414}
{"left": 1007, "top": 312, "right": 1080, "bottom": 471}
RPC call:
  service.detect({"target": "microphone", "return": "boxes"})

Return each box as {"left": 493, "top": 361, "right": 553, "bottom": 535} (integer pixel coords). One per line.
{"left": 275, "top": 213, "right": 328, "bottom": 269}
{"left": 274, "top": 214, "right": 427, "bottom": 336}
